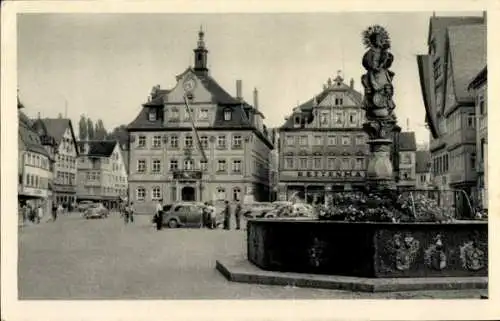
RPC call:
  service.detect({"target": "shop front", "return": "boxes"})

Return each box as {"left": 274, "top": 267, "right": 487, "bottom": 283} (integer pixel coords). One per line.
{"left": 279, "top": 169, "right": 367, "bottom": 204}
{"left": 18, "top": 185, "right": 51, "bottom": 220}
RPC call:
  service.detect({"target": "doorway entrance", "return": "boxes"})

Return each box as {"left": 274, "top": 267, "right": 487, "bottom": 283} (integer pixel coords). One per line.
{"left": 181, "top": 186, "right": 196, "bottom": 202}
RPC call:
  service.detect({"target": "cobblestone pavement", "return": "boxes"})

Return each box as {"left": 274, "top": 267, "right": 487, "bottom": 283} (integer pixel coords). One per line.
{"left": 18, "top": 213, "right": 486, "bottom": 299}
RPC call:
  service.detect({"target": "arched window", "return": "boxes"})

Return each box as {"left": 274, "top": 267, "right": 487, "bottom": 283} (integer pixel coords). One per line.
{"left": 136, "top": 187, "right": 146, "bottom": 201}
{"left": 217, "top": 187, "right": 226, "bottom": 201}
{"left": 184, "top": 159, "right": 194, "bottom": 170}
{"left": 233, "top": 187, "right": 241, "bottom": 202}
{"left": 152, "top": 186, "right": 161, "bottom": 200}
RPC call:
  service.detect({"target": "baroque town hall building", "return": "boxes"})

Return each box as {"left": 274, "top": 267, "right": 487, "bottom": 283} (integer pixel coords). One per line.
{"left": 127, "top": 29, "right": 274, "bottom": 213}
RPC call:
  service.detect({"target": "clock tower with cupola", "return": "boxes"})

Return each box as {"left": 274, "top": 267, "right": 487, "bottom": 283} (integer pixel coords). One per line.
{"left": 194, "top": 26, "right": 208, "bottom": 74}
{"left": 127, "top": 28, "right": 275, "bottom": 213}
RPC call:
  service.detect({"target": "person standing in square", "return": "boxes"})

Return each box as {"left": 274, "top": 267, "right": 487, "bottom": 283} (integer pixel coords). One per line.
{"left": 234, "top": 202, "right": 242, "bottom": 230}
{"left": 223, "top": 200, "right": 231, "bottom": 230}
{"left": 155, "top": 199, "right": 163, "bottom": 230}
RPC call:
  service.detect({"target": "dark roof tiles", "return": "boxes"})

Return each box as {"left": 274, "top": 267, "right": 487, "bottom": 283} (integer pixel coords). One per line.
{"left": 128, "top": 69, "right": 258, "bottom": 131}
{"left": 447, "top": 24, "right": 486, "bottom": 103}
{"left": 398, "top": 132, "right": 417, "bottom": 152}
{"left": 77, "top": 140, "right": 117, "bottom": 157}
{"left": 18, "top": 111, "right": 50, "bottom": 157}
{"left": 468, "top": 66, "right": 487, "bottom": 90}
{"left": 36, "top": 118, "right": 74, "bottom": 144}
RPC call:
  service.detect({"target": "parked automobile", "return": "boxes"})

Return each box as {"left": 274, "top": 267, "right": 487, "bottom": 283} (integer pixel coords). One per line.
{"left": 77, "top": 201, "right": 94, "bottom": 212}
{"left": 242, "top": 202, "right": 275, "bottom": 218}
{"left": 292, "top": 203, "right": 315, "bottom": 217}
{"left": 263, "top": 203, "right": 315, "bottom": 219}
{"left": 84, "top": 203, "right": 109, "bottom": 219}
{"left": 162, "top": 202, "right": 205, "bottom": 228}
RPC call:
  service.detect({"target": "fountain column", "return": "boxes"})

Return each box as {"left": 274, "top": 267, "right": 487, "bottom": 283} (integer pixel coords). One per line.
{"left": 360, "top": 25, "right": 399, "bottom": 191}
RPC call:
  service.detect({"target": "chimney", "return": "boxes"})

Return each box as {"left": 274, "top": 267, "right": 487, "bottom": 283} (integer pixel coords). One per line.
{"left": 483, "top": 11, "right": 487, "bottom": 22}
{"left": 350, "top": 78, "right": 354, "bottom": 89}
{"left": 253, "top": 87, "right": 259, "bottom": 110}
{"left": 236, "top": 80, "right": 242, "bottom": 100}
{"left": 37, "top": 112, "right": 41, "bottom": 119}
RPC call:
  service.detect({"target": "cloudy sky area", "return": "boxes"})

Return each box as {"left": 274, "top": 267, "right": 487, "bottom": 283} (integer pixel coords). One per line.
{"left": 18, "top": 12, "right": 483, "bottom": 144}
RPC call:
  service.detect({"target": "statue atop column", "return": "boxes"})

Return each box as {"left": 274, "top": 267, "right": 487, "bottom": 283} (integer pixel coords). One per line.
{"left": 361, "top": 25, "right": 397, "bottom": 140}
{"left": 360, "top": 25, "right": 400, "bottom": 189}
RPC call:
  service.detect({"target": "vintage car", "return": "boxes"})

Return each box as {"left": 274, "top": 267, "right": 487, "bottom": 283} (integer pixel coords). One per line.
{"left": 83, "top": 203, "right": 109, "bottom": 219}
{"left": 162, "top": 202, "right": 205, "bottom": 228}
{"left": 77, "top": 201, "right": 94, "bottom": 212}
{"left": 263, "top": 203, "right": 315, "bottom": 218}
{"left": 241, "top": 202, "right": 276, "bottom": 218}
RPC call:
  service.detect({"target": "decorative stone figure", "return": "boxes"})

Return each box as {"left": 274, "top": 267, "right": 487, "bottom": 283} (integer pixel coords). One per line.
{"left": 360, "top": 25, "right": 399, "bottom": 189}
{"left": 460, "top": 240, "right": 486, "bottom": 271}
{"left": 424, "top": 234, "right": 447, "bottom": 270}
{"left": 386, "top": 233, "right": 420, "bottom": 271}
{"left": 361, "top": 25, "right": 395, "bottom": 119}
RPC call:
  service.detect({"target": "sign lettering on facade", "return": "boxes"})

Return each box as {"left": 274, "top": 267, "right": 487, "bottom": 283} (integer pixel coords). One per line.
{"left": 297, "top": 170, "right": 365, "bottom": 178}
{"left": 173, "top": 171, "right": 202, "bottom": 180}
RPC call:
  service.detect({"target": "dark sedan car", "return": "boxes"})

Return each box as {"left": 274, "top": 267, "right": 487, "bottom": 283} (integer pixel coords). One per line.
{"left": 162, "top": 203, "right": 205, "bottom": 228}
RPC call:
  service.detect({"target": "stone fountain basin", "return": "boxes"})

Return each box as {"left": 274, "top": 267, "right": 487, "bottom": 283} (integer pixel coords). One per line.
{"left": 247, "top": 219, "right": 488, "bottom": 278}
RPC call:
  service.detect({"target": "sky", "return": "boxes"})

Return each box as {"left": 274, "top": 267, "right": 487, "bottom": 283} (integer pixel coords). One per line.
{"left": 17, "top": 12, "right": 483, "bottom": 144}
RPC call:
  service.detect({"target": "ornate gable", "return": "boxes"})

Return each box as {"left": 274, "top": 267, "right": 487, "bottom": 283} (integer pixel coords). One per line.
{"left": 317, "top": 90, "right": 358, "bottom": 107}
{"left": 167, "top": 70, "right": 213, "bottom": 104}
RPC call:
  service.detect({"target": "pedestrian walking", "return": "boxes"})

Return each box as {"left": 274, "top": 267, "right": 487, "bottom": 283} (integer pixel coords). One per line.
{"left": 36, "top": 204, "right": 43, "bottom": 224}
{"left": 208, "top": 201, "right": 217, "bottom": 229}
{"left": 51, "top": 203, "right": 58, "bottom": 222}
{"left": 124, "top": 203, "right": 130, "bottom": 224}
{"left": 129, "top": 202, "right": 135, "bottom": 223}
{"left": 21, "top": 202, "right": 28, "bottom": 223}
{"left": 234, "top": 202, "right": 242, "bottom": 230}
{"left": 57, "top": 203, "right": 63, "bottom": 219}
{"left": 223, "top": 200, "right": 231, "bottom": 230}
{"left": 155, "top": 199, "right": 163, "bottom": 231}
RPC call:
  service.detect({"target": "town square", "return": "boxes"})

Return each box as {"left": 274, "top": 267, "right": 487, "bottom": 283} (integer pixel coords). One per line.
{"left": 7, "top": 9, "right": 490, "bottom": 306}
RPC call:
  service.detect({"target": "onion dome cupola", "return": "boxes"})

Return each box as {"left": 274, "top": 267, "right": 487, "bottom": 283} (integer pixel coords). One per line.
{"left": 193, "top": 25, "right": 209, "bottom": 74}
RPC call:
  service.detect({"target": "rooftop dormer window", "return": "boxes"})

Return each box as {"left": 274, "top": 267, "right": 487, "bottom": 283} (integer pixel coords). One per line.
{"left": 224, "top": 109, "right": 232, "bottom": 121}
{"left": 148, "top": 108, "right": 157, "bottom": 122}
{"left": 429, "top": 38, "right": 436, "bottom": 56}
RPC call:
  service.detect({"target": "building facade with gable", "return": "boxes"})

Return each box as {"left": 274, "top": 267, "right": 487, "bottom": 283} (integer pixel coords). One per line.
{"left": 76, "top": 141, "right": 128, "bottom": 209}
{"left": 397, "top": 132, "right": 417, "bottom": 189}
{"left": 18, "top": 97, "right": 55, "bottom": 216}
{"left": 32, "top": 118, "right": 79, "bottom": 207}
{"left": 417, "top": 14, "right": 485, "bottom": 216}
{"left": 415, "top": 150, "right": 433, "bottom": 190}
{"left": 468, "top": 66, "right": 487, "bottom": 210}
{"left": 127, "top": 29, "right": 274, "bottom": 213}
{"left": 277, "top": 73, "right": 368, "bottom": 202}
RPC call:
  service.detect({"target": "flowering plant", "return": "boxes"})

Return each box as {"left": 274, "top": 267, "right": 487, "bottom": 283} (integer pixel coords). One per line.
{"left": 318, "top": 190, "right": 457, "bottom": 223}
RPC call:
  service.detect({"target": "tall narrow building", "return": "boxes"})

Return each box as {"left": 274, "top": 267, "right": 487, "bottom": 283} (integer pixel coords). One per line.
{"left": 127, "top": 28, "right": 274, "bottom": 213}
{"left": 31, "top": 118, "right": 79, "bottom": 206}
{"left": 417, "top": 14, "right": 485, "bottom": 217}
